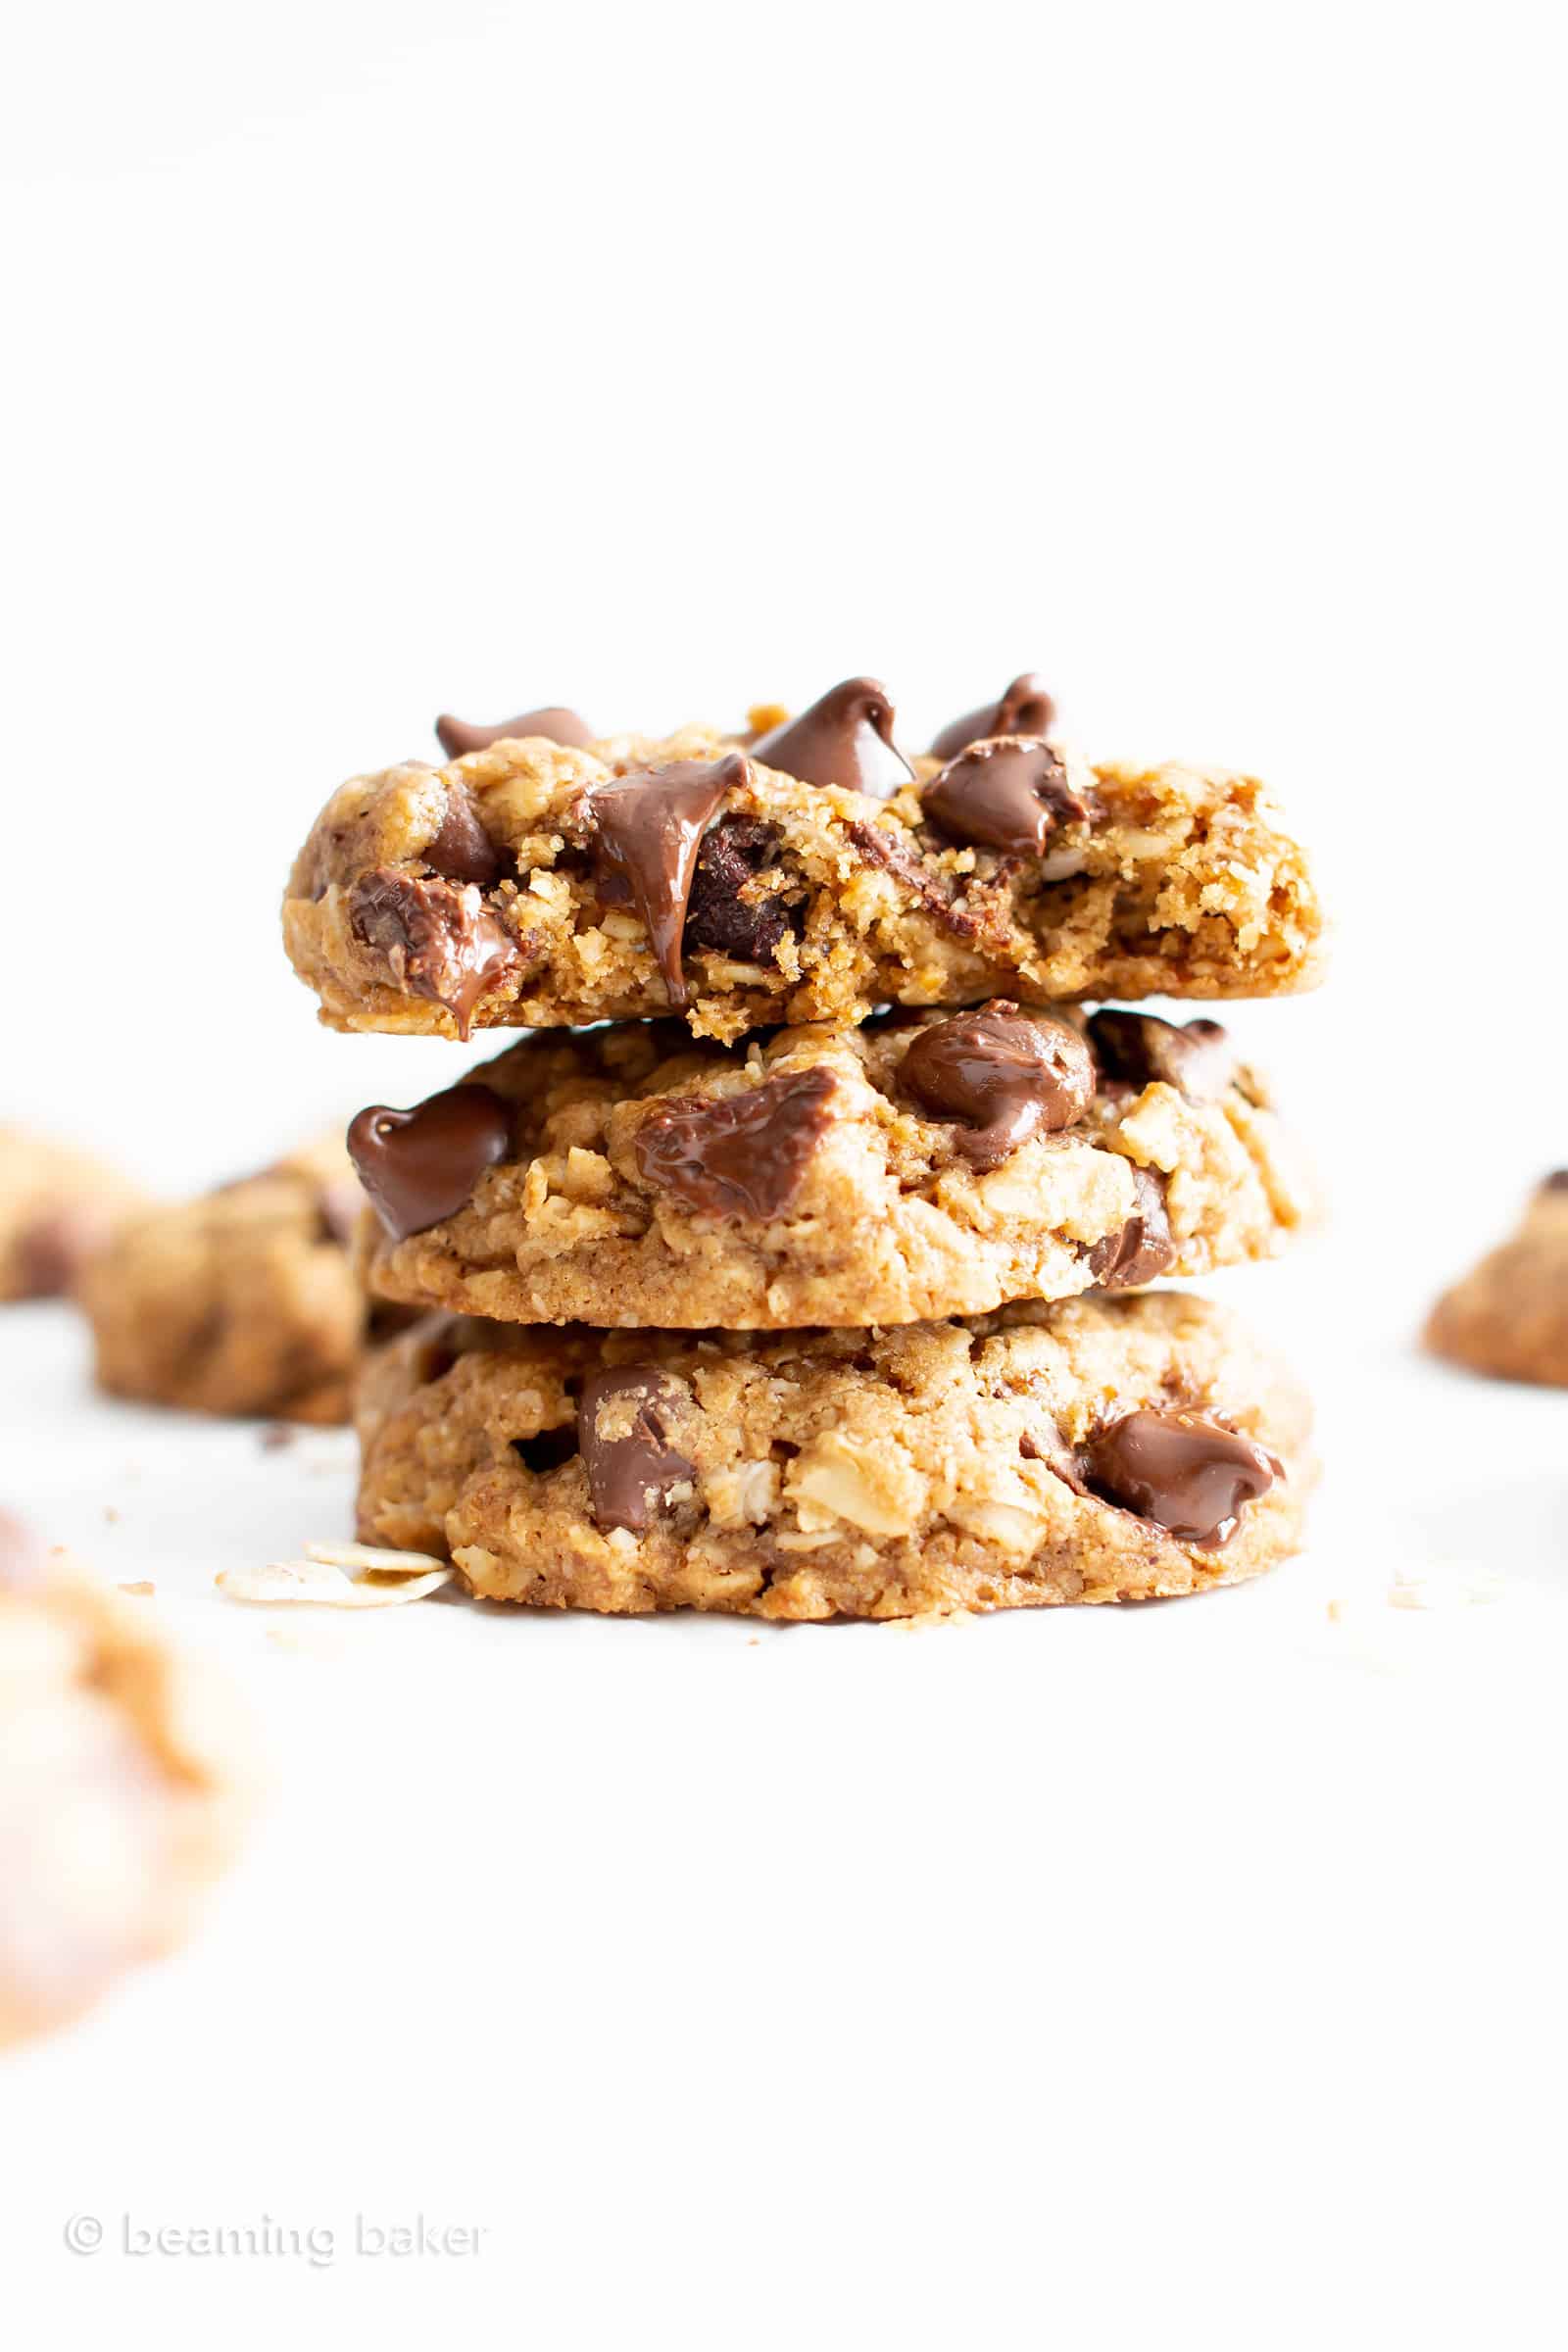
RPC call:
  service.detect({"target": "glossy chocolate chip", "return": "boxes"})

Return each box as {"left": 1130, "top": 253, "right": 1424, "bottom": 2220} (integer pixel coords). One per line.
{"left": 1087, "top": 1166, "right": 1177, "bottom": 1290}
{"left": 346, "top": 1085, "right": 513, "bottom": 1242}
{"left": 348, "top": 869, "right": 522, "bottom": 1039}
{"left": 682, "top": 816, "right": 794, "bottom": 964}
{"left": 922, "top": 738, "right": 1094, "bottom": 860}
{"left": 634, "top": 1066, "right": 837, "bottom": 1219}
{"left": 423, "top": 786, "right": 507, "bottom": 889}
{"left": 1084, "top": 1408, "right": 1279, "bottom": 1547}
{"left": 751, "top": 678, "right": 913, "bottom": 799}
{"left": 900, "top": 1004, "right": 1095, "bottom": 1168}
{"left": 436, "top": 707, "right": 595, "bottom": 759}
{"left": 577, "top": 1368, "right": 696, "bottom": 1533}
{"left": 929, "top": 672, "right": 1056, "bottom": 760}
{"left": 583, "top": 755, "right": 747, "bottom": 1008}
{"left": 1087, "top": 1011, "right": 1236, "bottom": 1101}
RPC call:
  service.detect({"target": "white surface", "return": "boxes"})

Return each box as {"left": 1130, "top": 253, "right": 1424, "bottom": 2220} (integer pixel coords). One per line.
{"left": 3, "top": 0, "right": 1567, "bottom": 2343}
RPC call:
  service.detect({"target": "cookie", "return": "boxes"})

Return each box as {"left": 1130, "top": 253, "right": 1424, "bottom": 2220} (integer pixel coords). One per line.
{"left": 347, "top": 1006, "right": 1314, "bottom": 1331}
{"left": 78, "top": 1138, "right": 381, "bottom": 1422}
{"left": 1, "top": 1127, "right": 144, "bottom": 1301}
{"left": 1424, "top": 1172, "right": 1568, "bottom": 1387}
{"left": 283, "top": 685, "right": 1324, "bottom": 1045}
{"left": 0, "top": 1556, "right": 248, "bottom": 2047}
{"left": 355, "top": 1292, "right": 1314, "bottom": 1619}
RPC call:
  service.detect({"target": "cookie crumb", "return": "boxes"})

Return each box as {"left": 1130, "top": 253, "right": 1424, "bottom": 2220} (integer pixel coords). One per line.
{"left": 118, "top": 1581, "right": 155, "bottom": 1596}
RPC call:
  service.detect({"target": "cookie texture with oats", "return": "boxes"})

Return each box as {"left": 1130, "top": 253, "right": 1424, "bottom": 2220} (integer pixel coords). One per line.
{"left": 355, "top": 1292, "right": 1315, "bottom": 1621}
{"left": 78, "top": 1137, "right": 383, "bottom": 1423}
{"left": 0, "top": 1564, "right": 250, "bottom": 2047}
{"left": 1425, "top": 1174, "right": 1568, "bottom": 1387}
{"left": 349, "top": 1008, "right": 1315, "bottom": 1331}
{"left": 283, "top": 723, "right": 1326, "bottom": 1044}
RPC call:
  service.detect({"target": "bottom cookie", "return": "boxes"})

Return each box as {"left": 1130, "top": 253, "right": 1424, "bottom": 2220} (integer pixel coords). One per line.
{"left": 1425, "top": 1171, "right": 1568, "bottom": 1388}
{"left": 356, "top": 1293, "right": 1314, "bottom": 1619}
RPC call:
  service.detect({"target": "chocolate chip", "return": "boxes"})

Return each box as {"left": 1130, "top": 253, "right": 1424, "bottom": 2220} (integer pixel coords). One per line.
{"left": 1083, "top": 1408, "right": 1279, "bottom": 1547}
{"left": 751, "top": 677, "right": 913, "bottom": 799}
{"left": 436, "top": 707, "right": 595, "bottom": 759}
{"left": 1542, "top": 1170, "right": 1568, "bottom": 1194}
{"left": 900, "top": 1004, "right": 1096, "bottom": 1169}
{"left": 1087, "top": 1166, "right": 1176, "bottom": 1289}
{"left": 922, "top": 738, "right": 1094, "bottom": 859}
{"left": 346, "top": 1085, "right": 513, "bottom": 1242}
{"left": 582, "top": 755, "right": 747, "bottom": 1009}
{"left": 682, "top": 816, "right": 794, "bottom": 964}
{"left": 1087, "top": 1011, "right": 1236, "bottom": 1101}
{"left": 423, "top": 786, "right": 507, "bottom": 890}
{"left": 348, "top": 869, "right": 522, "bottom": 1039}
{"left": 577, "top": 1368, "right": 696, "bottom": 1533}
{"left": 846, "top": 819, "right": 981, "bottom": 939}
{"left": 634, "top": 1066, "right": 837, "bottom": 1218}
{"left": 930, "top": 672, "right": 1056, "bottom": 760}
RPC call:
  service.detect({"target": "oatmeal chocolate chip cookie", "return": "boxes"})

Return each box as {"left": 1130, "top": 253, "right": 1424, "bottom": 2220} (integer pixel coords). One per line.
{"left": 0, "top": 1128, "right": 145, "bottom": 1301}
{"left": 282, "top": 692, "right": 1325, "bottom": 1045}
{"left": 78, "top": 1138, "right": 390, "bottom": 1423}
{"left": 355, "top": 1292, "right": 1313, "bottom": 1619}
{"left": 346, "top": 1008, "right": 1313, "bottom": 1331}
{"left": 0, "top": 1560, "right": 249, "bottom": 2047}
{"left": 1424, "top": 1172, "right": 1568, "bottom": 1388}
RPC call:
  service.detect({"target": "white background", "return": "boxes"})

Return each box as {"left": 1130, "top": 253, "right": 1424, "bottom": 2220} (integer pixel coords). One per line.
{"left": 3, "top": 3, "right": 1566, "bottom": 2345}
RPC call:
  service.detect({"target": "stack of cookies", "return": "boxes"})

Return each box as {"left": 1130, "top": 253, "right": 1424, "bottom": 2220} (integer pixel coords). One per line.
{"left": 282, "top": 674, "right": 1326, "bottom": 1619}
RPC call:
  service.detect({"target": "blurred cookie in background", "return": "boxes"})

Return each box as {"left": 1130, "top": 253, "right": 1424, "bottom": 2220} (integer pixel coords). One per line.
{"left": 0, "top": 1127, "right": 146, "bottom": 1302}
{"left": 77, "top": 1136, "right": 391, "bottom": 1423}
{"left": 0, "top": 1541, "right": 251, "bottom": 2049}
{"left": 1425, "top": 1172, "right": 1568, "bottom": 1389}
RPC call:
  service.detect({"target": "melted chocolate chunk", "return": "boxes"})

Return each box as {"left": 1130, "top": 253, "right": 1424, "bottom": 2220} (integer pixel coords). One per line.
{"left": 577, "top": 1368, "right": 696, "bottom": 1533}
{"left": 751, "top": 678, "right": 913, "bottom": 798}
{"left": 346, "top": 1085, "right": 513, "bottom": 1242}
{"left": 1088, "top": 1166, "right": 1176, "bottom": 1289}
{"left": 348, "top": 869, "right": 522, "bottom": 1039}
{"left": 846, "top": 819, "right": 980, "bottom": 939}
{"left": 634, "top": 1066, "right": 837, "bottom": 1218}
{"left": 682, "top": 816, "right": 794, "bottom": 964}
{"left": 900, "top": 1004, "right": 1095, "bottom": 1168}
{"left": 424, "top": 786, "right": 507, "bottom": 890}
{"left": 929, "top": 672, "right": 1056, "bottom": 760}
{"left": 1087, "top": 1011, "right": 1235, "bottom": 1101}
{"left": 583, "top": 755, "right": 747, "bottom": 1008}
{"left": 436, "top": 706, "right": 595, "bottom": 759}
{"left": 923, "top": 738, "right": 1094, "bottom": 859}
{"left": 1542, "top": 1170, "right": 1568, "bottom": 1194}
{"left": 1084, "top": 1407, "right": 1279, "bottom": 1548}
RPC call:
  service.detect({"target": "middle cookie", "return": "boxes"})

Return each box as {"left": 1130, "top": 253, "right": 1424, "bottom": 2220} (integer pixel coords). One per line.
{"left": 348, "top": 1005, "right": 1313, "bottom": 1331}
